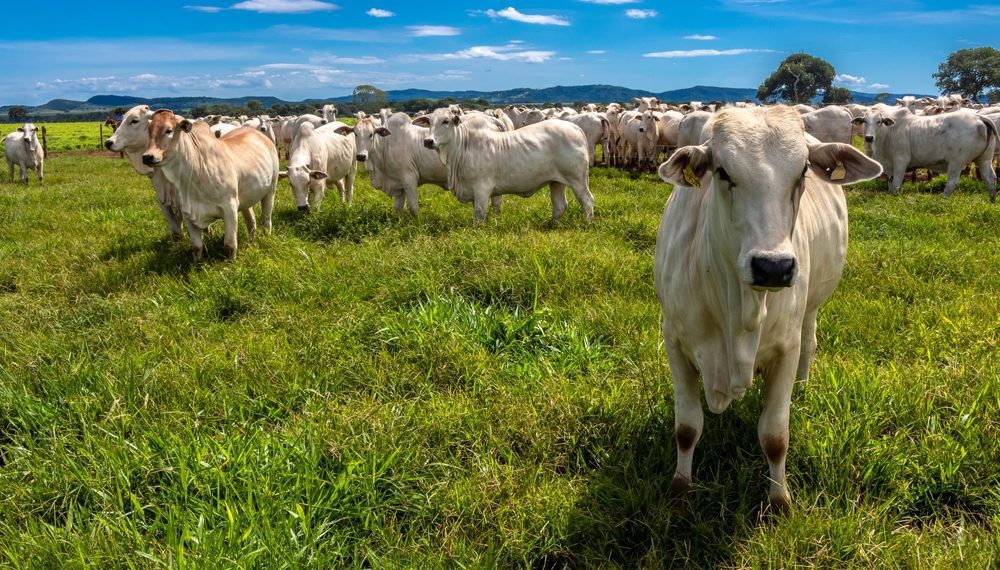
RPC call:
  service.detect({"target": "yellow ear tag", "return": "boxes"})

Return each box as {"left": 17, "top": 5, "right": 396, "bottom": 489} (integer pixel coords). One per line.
{"left": 829, "top": 161, "right": 846, "bottom": 181}
{"left": 682, "top": 166, "right": 702, "bottom": 188}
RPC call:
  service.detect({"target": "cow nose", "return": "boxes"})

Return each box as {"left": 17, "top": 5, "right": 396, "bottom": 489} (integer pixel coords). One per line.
{"left": 104, "top": 139, "right": 114, "bottom": 150}
{"left": 297, "top": 205, "right": 310, "bottom": 213}
{"left": 142, "top": 154, "right": 155, "bottom": 165}
{"left": 750, "top": 256, "right": 797, "bottom": 288}
{"left": 423, "top": 138, "right": 435, "bottom": 149}
{"left": 356, "top": 154, "right": 367, "bottom": 162}
{"left": 864, "top": 135, "right": 874, "bottom": 143}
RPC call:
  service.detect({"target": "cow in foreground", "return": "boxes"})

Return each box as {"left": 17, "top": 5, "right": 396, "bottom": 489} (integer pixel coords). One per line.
{"left": 419, "top": 108, "right": 593, "bottom": 223}
{"left": 4, "top": 123, "right": 45, "bottom": 184}
{"left": 655, "top": 106, "right": 882, "bottom": 512}
{"left": 105, "top": 105, "right": 185, "bottom": 241}
{"left": 854, "top": 104, "right": 997, "bottom": 200}
{"left": 142, "top": 110, "right": 279, "bottom": 259}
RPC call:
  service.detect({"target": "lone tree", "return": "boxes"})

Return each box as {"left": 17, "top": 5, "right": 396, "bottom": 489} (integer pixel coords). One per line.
{"left": 823, "top": 86, "right": 853, "bottom": 105}
{"left": 757, "top": 53, "right": 836, "bottom": 104}
{"left": 246, "top": 100, "right": 263, "bottom": 113}
{"left": 933, "top": 47, "right": 1000, "bottom": 102}
{"left": 352, "top": 84, "right": 386, "bottom": 111}
{"left": 7, "top": 106, "right": 27, "bottom": 122}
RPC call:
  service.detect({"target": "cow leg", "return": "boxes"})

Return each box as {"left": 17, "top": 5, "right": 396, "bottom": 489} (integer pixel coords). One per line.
{"left": 942, "top": 163, "right": 963, "bottom": 197}
{"left": 567, "top": 177, "right": 595, "bottom": 223}
{"left": 549, "top": 182, "right": 568, "bottom": 222}
{"left": 890, "top": 164, "right": 906, "bottom": 196}
{"left": 158, "top": 201, "right": 183, "bottom": 242}
{"left": 6, "top": 160, "right": 11, "bottom": 181}
{"left": 404, "top": 186, "right": 419, "bottom": 216}
{"left": 796, "top": 308, "right": 819, "bottom": 381}
{"left": 37, "top": 160, "right": 43, "bottom": 183}
{"left": 759, "top": 354, "right": 798, "bottom": 514}
{"left": 344, "top": 167, "right": 356, "bottom": 206}
{"left": 259, "top": 192, "right": 274, "bottom": 235}
{"left": 472, "top": 189, "right": 491, "bottom": 223}
{"left": 392, "top": 193, "right": 406, "bottom": 215}
{"left": 222, "top": 208, "right": 239, "bottom": 259}
{"left": 186, "top": 220, "right": 205, "bottom": 259}
{"left": 334, "top": 179, "right": 346, "bottom": 205}
{"left": 490, "top": 195, "right": 502, "bottom": 216}
{"left": 665, "top": 337, "right": 703, "bottom": 498}
{"left": 241, "top": 208, "right": 257, "bottom": 240}
{"left": 973, "top": 152, "right": 997, "bottom": 202}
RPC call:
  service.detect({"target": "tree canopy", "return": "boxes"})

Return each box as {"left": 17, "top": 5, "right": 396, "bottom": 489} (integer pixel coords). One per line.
{"left": 757, "top": 53, "right": 836, "bottom": 105}
{"left": 933, "top": 47, "right": 1000, "bottom": 102}
{"left": 352, "top": 84, "right": 387, "bottom": 111}
{"left": 7, "top": 106, "right": 27, "bottom": 122}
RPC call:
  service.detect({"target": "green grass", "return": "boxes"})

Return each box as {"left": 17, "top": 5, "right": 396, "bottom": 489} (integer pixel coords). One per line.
{"left": 1, "top": 122, "right": 110, "bottom": 153}
{"left": 0, "top": 151, "right": 997, "bottom": 568}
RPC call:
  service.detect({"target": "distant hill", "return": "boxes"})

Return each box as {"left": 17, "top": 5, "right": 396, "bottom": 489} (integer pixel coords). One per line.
{"left": 1, "top": 85, "right": 936, "bottom": 120}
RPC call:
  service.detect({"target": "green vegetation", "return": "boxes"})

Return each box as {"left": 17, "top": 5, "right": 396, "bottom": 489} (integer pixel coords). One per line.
{"left": 933, "top": 46, "right": 1000, "bottom": 103}
{"left": 757, "top": 53, "right": 837, "bottom": 105}
{"left": 0, "top": 151, "right": 997, "bottom": 567}
{"left": 1, "top": 122, "right": 107, "bottom": 153}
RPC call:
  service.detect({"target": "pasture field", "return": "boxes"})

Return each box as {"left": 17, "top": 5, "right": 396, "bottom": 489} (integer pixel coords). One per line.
{"left": 0, "top": 150, "right": 998, "bottom": 568}
{"left": 1, "top": 122, "right": 109, "bottom": 154}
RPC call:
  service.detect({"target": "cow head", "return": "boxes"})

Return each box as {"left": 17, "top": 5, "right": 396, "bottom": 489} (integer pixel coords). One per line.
{"left": 18, "top": 123, "right": 40, "bottom": 153}
{"left": 341, "top": 117, "right": 389, "bottom": 163}
{"left": 418, "top": 107, "right": 463, "bottom": 152}
{"left": 142, "top": 110, "right": 192, "bottom": 166}
{"left": 852, "top": 105, "right": 898, "bottom": 144}
{"left": 106, "top": 105, "right": 153, "bottom": 152}
{"left": 660, "top": 107, "right": 881, "bottom": 292}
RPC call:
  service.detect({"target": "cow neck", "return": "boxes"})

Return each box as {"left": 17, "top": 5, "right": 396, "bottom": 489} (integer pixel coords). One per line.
{"left": 441, "top": 122, "right": 470, "bottom": 192}
{"left": 124, "top": 148, "right": 155, "bottom": 177}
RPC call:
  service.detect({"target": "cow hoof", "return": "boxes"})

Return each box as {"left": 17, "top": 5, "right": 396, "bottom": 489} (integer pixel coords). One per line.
{"left": 768, "top": 491, "right": 792, "bottom": 516}
{"left": 191, "top": 248, "right": 204, "bottom": 260}
{"left": 224, "top": 246, "right": 236, "bottom": 259}
{"left": 170, "top": 233, "right": 183, "bottom": 243}
{"left": 667, "top": 474, "right": 691, "bottom": 499}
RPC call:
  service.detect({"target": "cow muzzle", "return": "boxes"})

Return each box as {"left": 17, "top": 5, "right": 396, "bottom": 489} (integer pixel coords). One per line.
{"left": 142, "top": 154, "right": 158, "bottom": 166}
{"left": 356, "top": 154, "right": 367, "bottom": 162}
{"left": 104, "top": 139, "right": 114, "bottom": 150}
{"left": 750, "top": 256, "right": 797, "bottom": 289}
{"left": 297, "top": 204, "right": 311, "bottom": 213}
{"left": 423, "top": 138, "right": 436, "bottom": 149}
{"left": 864, "top": 135, "right": 874, "bottom": 143}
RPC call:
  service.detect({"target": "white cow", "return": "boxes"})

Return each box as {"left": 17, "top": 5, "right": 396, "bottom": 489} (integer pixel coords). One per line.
{"left": 4, "top": 122, "right": 45, "bottom": 184}
{"left": 854, "top": 104, "right": 997, "bottom": 199}
{"left": 142, "top": 110, "right": 279, "bottom": 258}
{"left": 800, "top": 106, "right": 854, "bottom": 144}
{"left": 419, "top": 107, "right": 593, "bottom": 222}
{"left": 211, "top": 123, "right": 240, "bottom": 138}
{"left": 282, "top": 122, "right": 357, "bottom": 211}
{"left": 676, "top": 110, "right": 713, "bottom": 147}
{"left": 105, "top": 105, "right": 184, "bottom": 241}
{"left": 633, "top": 97, "right": 659, "bottom": 112}
{"left": 560, "top": 112, "right": 611, "bottom": 166}
{"left": 318, "top": 104, "right": 337, "bottom": 122}
{"left": 655, "top": 106, "right": 882, "bottom": 513}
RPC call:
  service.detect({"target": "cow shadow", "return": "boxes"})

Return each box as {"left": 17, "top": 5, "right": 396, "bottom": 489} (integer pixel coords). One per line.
{"left": 534, "top": 392, "right": 773, "bottom": 568}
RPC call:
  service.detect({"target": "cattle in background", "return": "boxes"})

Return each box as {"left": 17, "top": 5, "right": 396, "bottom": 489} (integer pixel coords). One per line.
{"left": 3, "top": 122, "right": 45, "bottom": 184}
{"left": 854, "top": 104, "right": 997, "bottom": 200}
{"left": 676, "top": 110, "right": 713, "bottom": 147}
{"left": 655, "top": 106, "right": 882, "bottom": 513}
{"left": 419, "top": 107, "right": 593, "bottom": 222}
{"left": 281, "top": 122, "right": 357, "bottom": 211}
{"left": 105, "top": 105, "right": 184, "bottom": 241}
{"left": 318, "top": 104, "right": 337, "bottom": 122}
{"left": 560, "top": 112, "right": 611, "bottom": 166}
{"left": 800, "top": 106, "right": 853, "bottom": 144}
{"left": 142, "top": 111, "right": 279, "bottom": 258}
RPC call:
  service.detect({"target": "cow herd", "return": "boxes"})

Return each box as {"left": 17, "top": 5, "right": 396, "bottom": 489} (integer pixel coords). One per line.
{"left": 2, "top": 93, "right": 997, "bottom": 513}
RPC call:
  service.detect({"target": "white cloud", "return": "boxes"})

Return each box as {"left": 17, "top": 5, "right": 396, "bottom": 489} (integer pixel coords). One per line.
{"left": 834, "top": 73, "right": 866, "bottom": 88}
{"left": 310, "top": 54, "right": 387, "bottom": 65}
{"left": 643, "top": 48, "right": 773, "bottom": 58}
{"left": 578, "top": 0, "right": 638, "bottom": 4}
{"left": 869, "top": 83, "right": 890, "bottom": 90}
{"left": 415, "top": 43, "right": 556, "bottom": 63}
{"left": 486, "top": 7, "right": 570, "bottom": 26}
{"left": 587, "top": 49, "right": 607, "bottom": 54}
{"left": 625, "top": 9, "right": 657, "bottom": 18}
{"left": 684, "top": 34, "right": 717, "bottom": 40}
{"left": 185, "top": 5, "right": 223, "bottom": 12}
{"left": 231, "top": 0, "right": 339, "bottom": 13}
{"left": 366, "top": 8, "right": 394, "bottom": 17}
{"left": 407, "top": 25, "right": 462, "bottom": 36}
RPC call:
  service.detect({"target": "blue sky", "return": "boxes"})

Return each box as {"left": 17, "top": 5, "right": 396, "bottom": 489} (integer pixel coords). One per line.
{"left": 1, "top": 1, "right": 997, "bottom": 105}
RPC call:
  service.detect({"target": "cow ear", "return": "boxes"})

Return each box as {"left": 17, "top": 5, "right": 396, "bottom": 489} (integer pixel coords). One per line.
{"left": 850, "top": 116, "right": 864, "bottom": 125}
{"left": 178, "top": 119, "right": 193, "bottom": 133}
{"left": 374, "top": 127, "right": 391, "bottom": 137}
{"left": 411, "top": 116, "right": 431, "bottom": 127}
{"left": 17, "top": 127, "right": 24, "bottom": 132}
{"left": 309, "top": 170, "right": 328, "bottom": 180}
{"left": 333, "top": 125, "right": 353, "bottom": 136}
{"left": 880, "top": 117, "right": 895, "bottom": 126}
{"left": 278, "top": 170, "right": 288, "bottom": 179}
{"left": 808, "top": 142, "right": 882, "bottom": 184}
{"left": 658, "top": 144, "right": 712, "bottom": 188}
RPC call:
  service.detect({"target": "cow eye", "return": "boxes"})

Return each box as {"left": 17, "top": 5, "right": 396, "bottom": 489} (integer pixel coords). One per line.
{"left": 443, "top": 119, "right": 450, "bottom": 125}
{"left": 716, "top": 167, "right": 733, "bottom": 185}
{"left": 165, "top": 128, "right": 173, "bottom": 135}
{"left": 130, "top": 119, "right": 139, "bottom": 125}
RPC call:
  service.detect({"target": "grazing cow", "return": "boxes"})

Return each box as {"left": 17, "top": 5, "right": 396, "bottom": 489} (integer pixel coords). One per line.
{"left": 800, "top": 106, "right": 853, "bottom": 144}
{"left": 655, "top": 106, "right": 882, "bottom": 512}
{"left": 560, "top": 112, "right": 611, "bottom": 166}
{"left": 142, "top": 110, "right": 279, "bottom": 258}
{"left": 419, "top": 107, "right": 593, "bottom": 222}
{"left": 105, "top": 105, "right": 184, "bottom": 241}
{"left": 4, "top": 122, "right": 45, "bottom": 184}
{"left": 854, "top": 104, "right": 997, "bottom": 200}
{"left": 281, "top": 122, "right": 357, "bottom": 211}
